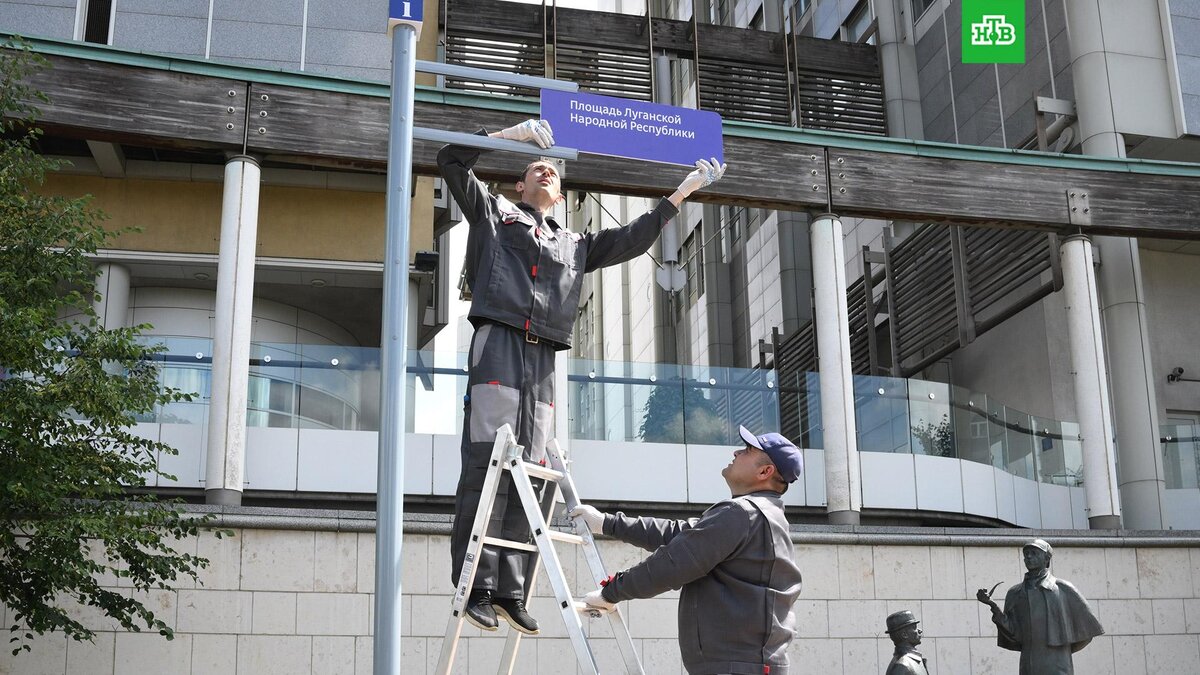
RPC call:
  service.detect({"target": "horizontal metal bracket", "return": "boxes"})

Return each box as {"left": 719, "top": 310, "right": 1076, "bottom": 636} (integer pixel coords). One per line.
{"left": 416, "top": 60, "right": 579, "bottom": 93}
{"left": 1036, "top": 96, "right": 1076, "bottom": 117}
{"left": 413, "top": 127, "right": 579, "bottom": 160}
{"left": 1066, "top": 188, "right": 1092, "bottom": 226}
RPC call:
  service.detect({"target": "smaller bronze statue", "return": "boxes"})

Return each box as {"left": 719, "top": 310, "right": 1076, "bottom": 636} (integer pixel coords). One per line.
{"left": 976, "top": 539, "right": 1104, "bottom": 674}
{"left": 885, "top": 610, "right": 930, "bottom": 675}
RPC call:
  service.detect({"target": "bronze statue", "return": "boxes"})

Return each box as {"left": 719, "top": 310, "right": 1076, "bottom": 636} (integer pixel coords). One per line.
{"left": 976, "top": 539, "right": 1104, "bottom": 674}
{"left": 884, "top": 610, "right": 930, "bottom": 675}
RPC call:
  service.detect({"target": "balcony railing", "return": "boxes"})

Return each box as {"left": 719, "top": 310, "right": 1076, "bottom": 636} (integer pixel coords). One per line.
{"left": 1163, "top": 425, "right": 1200, "bottom": 489}
{"left": 137, "top": 341, "right": 1092, "bottom": 488}
{"left": 439, "top": 0, "right": 886, "bottom": 134}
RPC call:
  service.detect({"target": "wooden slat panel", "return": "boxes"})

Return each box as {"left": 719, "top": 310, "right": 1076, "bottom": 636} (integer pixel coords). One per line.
{"left": 554, "top": 40, "right": 651, "bottom": 100}
{"left": 445, "top": 0, "right": 543, "bottom": 36}
{"left": 889, "top": 225, "right": 956, "bottom": 362}
{"left": 793, "top": 36, "right": 881, "bottom": 77}
{"left": 791, "top": 31, "right": 886, "bottom": 135}
{"left": 443, "top": 0, "right": 545, "bottom": 98}
{"left": 696, "top": 22, "right": 785, "bottom": 64}
{"left": 553, "top": 5, "right": 649, "bottom": 48}
{"left": 696, "top": 24, "right": 789, "bottom": 124}
{"left": 650, "top": 16, "right": 694, "bottom": 54}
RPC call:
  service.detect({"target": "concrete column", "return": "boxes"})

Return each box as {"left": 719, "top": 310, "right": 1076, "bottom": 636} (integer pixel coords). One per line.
{"left": 92, "top": 262, "right": 130, "bottom": 329}
{"left": 205, "top": 155, "right": 262, "bottom": 506}
{"left": 875, "top": 0, "right": 925, "bottom": 139}
{"left": 1061, "top": 235, "right": 1122, "bottom": 529}
{"left": 1064, "top": 0, "right": 1166, "bottom": 528}
{"left": 811, "top": 214, "right": 861, "bottom": 524}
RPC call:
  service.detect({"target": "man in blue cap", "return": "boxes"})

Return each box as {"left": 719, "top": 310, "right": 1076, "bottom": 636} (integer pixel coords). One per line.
{"left": 570, "top": 425, "right": 804, "bottom": 675}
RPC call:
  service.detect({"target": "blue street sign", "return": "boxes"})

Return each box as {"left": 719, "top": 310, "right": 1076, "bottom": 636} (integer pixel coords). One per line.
{"left": 389, "top": 0, "right": 423, "bottom": 22}
{"left": 540, "top": 89, "right": 723, "bottom": 167}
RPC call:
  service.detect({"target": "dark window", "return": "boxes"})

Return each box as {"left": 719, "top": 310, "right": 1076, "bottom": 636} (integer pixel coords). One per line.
{"left": 911, "top": 0, "right": 939, "bottom": 21}
{"left": 749, "top": 6, "right": 765, "bottom": 31}
{"left": 83, "top": 0, "right": 114, "bottom": 44}
{"left": 842, "top": 1, "right": 874, "bottom": 43}
{"left": 683, "top": 228, "right": 705, "bottom": 306}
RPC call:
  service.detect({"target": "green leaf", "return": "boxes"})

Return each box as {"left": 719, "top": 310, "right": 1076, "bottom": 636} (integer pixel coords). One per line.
{"left": 0, "top": 41, "right": 212, "bottom": 655}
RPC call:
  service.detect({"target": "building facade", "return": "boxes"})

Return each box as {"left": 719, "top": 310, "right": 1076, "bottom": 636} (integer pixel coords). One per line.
{"left": 3, "top": 0, "right": 1200, "bottom": 673}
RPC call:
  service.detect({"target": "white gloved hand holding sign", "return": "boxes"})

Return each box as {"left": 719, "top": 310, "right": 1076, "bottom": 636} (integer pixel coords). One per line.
{"left": 670, "top": 157, "right": 727, "bottom": 207}
{"left": 581, "top": 588, "right": 616, "bottom": 616}
{"left": 568, "top": 504, "right": 605, "bottom": 533}
{"left": 492, "top": 119, "right": 555, "bottom": 149}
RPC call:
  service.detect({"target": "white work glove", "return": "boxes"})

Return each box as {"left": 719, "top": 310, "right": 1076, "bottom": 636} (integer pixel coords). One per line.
{"left": 675, "top": 158, "right": 727, "bottom": 199}
{"left": 568, "top": 504, "right": 605, "bottom": 533}
{"left": 581, "top": 588, "right": 617, "bottom": 616}
{"left": 496, "top": 119, "right": 555, "bottom": 149}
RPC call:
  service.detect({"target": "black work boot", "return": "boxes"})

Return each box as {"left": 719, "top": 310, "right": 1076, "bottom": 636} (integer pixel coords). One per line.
{"left": 465, "top": 589, "right": 498, "bottom": 631}
{"left": 493, "top": 596, "right": 540, "bottom": 635}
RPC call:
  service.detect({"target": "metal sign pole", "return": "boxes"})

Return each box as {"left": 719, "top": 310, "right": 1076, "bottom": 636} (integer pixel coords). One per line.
{"left": 375, "top": 1, "right": 420, "bottom": 672}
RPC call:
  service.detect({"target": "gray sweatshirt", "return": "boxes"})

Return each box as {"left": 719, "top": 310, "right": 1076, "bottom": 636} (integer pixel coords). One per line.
{"left": 600, "top": 491, "right": 803, "bottom": 675}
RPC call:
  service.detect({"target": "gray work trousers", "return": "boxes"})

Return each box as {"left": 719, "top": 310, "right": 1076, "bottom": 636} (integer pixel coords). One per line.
{"left": 450, "top": 322, "right": 555, "bottom": 599}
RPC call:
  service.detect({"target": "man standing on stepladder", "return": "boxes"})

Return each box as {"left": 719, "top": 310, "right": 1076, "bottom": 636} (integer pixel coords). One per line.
{"left": 438, "top": 118, "right": 726, "bottom": 635}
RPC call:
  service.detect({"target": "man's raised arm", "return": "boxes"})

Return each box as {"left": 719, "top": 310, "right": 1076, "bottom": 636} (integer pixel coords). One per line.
{"left": 435, "top": 119, "right": 556, "bottom": 226}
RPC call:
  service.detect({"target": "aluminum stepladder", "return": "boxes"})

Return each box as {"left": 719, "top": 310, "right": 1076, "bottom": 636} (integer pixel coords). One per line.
{"left": 434, "top": 424, "right": 645, "bottom": 675}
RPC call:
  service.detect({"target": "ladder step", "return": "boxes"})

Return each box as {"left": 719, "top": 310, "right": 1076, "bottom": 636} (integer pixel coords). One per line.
{"left": 520, "top": 462, "right": 566, "bottom": 482}
{"left": 547, "top": 530, "right": 584, "bottom": 546}
{"left": 481, "top": 536, "right": 538, "bottom": 552}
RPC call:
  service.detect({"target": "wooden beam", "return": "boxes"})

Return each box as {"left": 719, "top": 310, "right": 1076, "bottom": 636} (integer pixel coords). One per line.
{"left": 15, "top": 48, "right": 1200, "bottom": 239}
{"left": 32, "top": 54, "right": 247, "bottom": 151}
{"left": 243, "top": 80, "right": 830, "bottom": 210}
{"left": 828, "top": 147, "right": 1200, "bottom": 239}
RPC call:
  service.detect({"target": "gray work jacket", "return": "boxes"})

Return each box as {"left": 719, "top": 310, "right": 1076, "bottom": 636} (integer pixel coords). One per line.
{"left": 437, "top": 138, "right": 678, "bottom": 348}
{"left": 600, "top": 492, "right": 803, "bottom": 675}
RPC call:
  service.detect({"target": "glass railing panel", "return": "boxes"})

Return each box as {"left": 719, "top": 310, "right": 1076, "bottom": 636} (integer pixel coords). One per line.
{"left": 407, "top": 348, "right": 467, "bottom": 436}
{"left": 680, "top": 363, "right": 779, "bottom": 445}
{"left": 140, "top": 336, "right": 213, "bottom": 424}
{"left": 908, "top": 378, "right": 952, "bottom": 457}
{"left": 240, "top": 342, "right": 380, "bottom": 431}
{"left": 569, "top": 358, "right": 683, "bottom": 442}
{"left": 951, "top": 386, "right": 995, "bottom": 467}
{"left": 801, "top": 371, "right": 822, "bottom": 449}
{"left": 1060, "top": 421, "right": 1083, "bottom": 487}
{"left": 854, "top": 375, "right": 910, "bottom": 453}
{"left": 566, "top": 359, "right": 779, "bottom": 445}
{"left": 246, "top": 342, "right": 300, "bottom": 429}
{"left": 1162, "top": 424, "right": 1200, "bottom": 489}
{"left": 1003, "top": 407, "right": 1038, "bottom": 481}
{"left": 298, "top": 343, "right": 373, "bottom": 431}
{"left": 986, "top": 400, "right": 1009, "bottom": 472}
{"left": 775, "top": 370, "right": 821, "bottom": 449}
{"left": 1033, "top": 416, "right": 1082, "bottom": 486}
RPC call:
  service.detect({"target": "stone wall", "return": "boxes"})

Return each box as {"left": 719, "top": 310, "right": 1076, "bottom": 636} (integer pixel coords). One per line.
{"left": 3, "top": 512, "right": 1199, "bottom": 674}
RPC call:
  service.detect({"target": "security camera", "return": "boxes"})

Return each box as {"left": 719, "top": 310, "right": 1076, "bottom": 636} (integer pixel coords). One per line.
{"left": 1168, "top": 367, "right": 1185, "bottom": 384}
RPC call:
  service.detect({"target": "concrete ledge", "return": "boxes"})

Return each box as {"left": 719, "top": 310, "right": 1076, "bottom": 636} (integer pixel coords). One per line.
{"left": 183, "top": 504, "right": 1200, "bottom": 547}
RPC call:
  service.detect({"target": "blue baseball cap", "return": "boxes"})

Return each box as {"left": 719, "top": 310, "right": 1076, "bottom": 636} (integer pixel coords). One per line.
{"left": 738, "top": 425, "right": 803, "bottom": 483}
